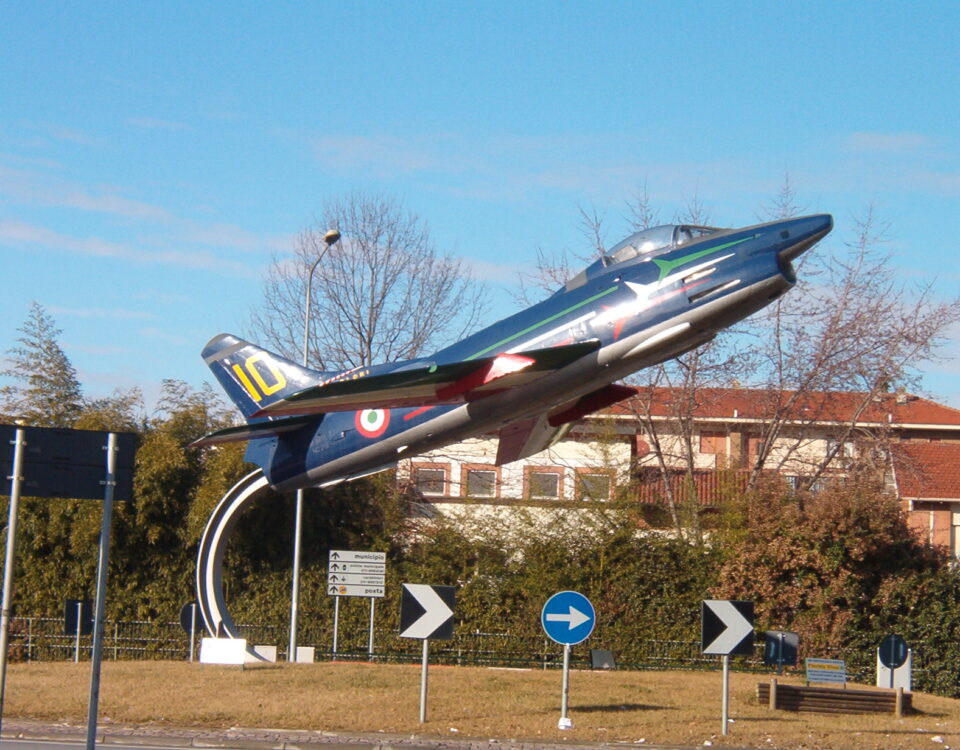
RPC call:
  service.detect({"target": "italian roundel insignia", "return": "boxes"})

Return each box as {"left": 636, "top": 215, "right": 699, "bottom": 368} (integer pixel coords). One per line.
{"left": 355, "top": 409, "right": 390, "bottom": 438}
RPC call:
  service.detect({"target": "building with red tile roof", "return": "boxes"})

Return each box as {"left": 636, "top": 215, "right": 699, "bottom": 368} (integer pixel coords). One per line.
{"left": 400, "top": 387, "right": 960, "bottom": 555}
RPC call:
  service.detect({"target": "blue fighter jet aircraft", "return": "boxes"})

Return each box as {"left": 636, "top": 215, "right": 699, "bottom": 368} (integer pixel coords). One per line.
{"left": 196, "top": 213, "right": 832, "bottom": 484}
{"left": 193, "top": 213, "right": 832, "bottom": 640}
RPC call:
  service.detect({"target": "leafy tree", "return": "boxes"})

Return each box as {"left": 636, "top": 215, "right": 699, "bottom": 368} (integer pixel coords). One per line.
{"left": 714, "top": 473, "right": 943, "bottom": 656}
{"left": 0, "top": 302, "right": 83, "bottom": 427}
{"left": 75, "top": 387, "right": 144, "bottom": 432}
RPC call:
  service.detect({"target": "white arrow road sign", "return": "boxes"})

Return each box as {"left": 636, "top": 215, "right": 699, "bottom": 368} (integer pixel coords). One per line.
{"left": 400, "top": 584, "right": 455, "bottom": 640}
{"left": 701, "top": 600, "right": 754, "bottom": 655}
{"left": 545, "top": 605, "right": 591, "bottom": 630}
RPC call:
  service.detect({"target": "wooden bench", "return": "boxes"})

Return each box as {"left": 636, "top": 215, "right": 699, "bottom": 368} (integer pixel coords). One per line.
{"left": 757, "top": 680, "right": 911, "bottom": 716}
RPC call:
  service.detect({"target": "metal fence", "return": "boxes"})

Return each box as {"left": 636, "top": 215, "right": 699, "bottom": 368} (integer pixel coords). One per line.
{"left": 2, "top": 616, "right": 909, "bottom": 686}
{"left": 7, "top": 615, "right": 765, "bottom": 671}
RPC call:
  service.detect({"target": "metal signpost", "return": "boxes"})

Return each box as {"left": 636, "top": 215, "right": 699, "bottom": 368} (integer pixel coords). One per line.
{"left": 541, "top": 591, "right": 596, "bottom": 730}
{"left": 0, "top": 425, "right": 136, "bottom": 749}
{"left": 701, "top": 600, "right": 754, "bottom": 737}
{"left": 180, "top": 601, "right": 200, "bottom": 662}
{"left": 65, "top": 598, "right": 93, "bottom": 662}
{"left": 327, "top": 550, "right": 386, "bottom": 658}
{"left": 399, "top": 583, "right": 455, "bottom": 723}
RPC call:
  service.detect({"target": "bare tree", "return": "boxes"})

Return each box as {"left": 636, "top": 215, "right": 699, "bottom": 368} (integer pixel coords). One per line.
{"left": 624, "top": 180, "right": 659, "bottom": 232}
{"left": 760, "top": 171, "right": 806, "bottom": 221}
{"left": 742, "top": 205, "right": 960, "bottom": 486}
{"left": 513, "top": 205, "right": 610, "bottom": 307}
{"left": 250, "top": 192, "right": 488, "bottom": 371}
{"left": 577, "top": 203, "right": 608, "bottom": 259}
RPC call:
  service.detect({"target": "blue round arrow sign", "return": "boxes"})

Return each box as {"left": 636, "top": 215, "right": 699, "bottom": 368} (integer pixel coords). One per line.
{"left": 541, "top": 590, "right": 595, "bottom": 645}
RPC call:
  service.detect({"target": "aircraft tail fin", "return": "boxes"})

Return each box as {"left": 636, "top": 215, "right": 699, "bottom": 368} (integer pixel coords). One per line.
{"left": 202, "top": 334, "right": 327, "bottom": 419}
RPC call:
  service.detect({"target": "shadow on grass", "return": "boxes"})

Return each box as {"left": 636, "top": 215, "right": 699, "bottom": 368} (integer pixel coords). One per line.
{"left": 572, "top": 703, "right": 664, "bottom": 713}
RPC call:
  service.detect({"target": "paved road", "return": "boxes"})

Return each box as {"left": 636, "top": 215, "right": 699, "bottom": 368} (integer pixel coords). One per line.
{"left": 0, "top": 719, "right": 728, "bottom": 750}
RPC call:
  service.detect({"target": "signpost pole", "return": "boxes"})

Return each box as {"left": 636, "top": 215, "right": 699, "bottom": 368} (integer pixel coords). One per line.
{"left": 189, "top": 603, "right": 197, "bottom": 663}
{"left": 85, "top": 433, "right": 118, "bottom": 750}
{"left": 721, "top": 654, "right": 730, "bottom": 736}
{"left": 559, "top": 644, "right": 571, "bottom": 729}
{"left": 288, "top": 488, "right": 304, "bottom": 662}
{"left": 74, "top": 601, "right": 83, "bottom": 662}
{"left": 0, "top": 428, "right": 26, "bottom": 739}
{"left": 419, "top": 639, "right": 429, "bottom": 723}
{"left": 332, "top": 596, "right": 340, "bottom": 657}
{"left": 368, "top": 597, "right": 375, "bottom": 657}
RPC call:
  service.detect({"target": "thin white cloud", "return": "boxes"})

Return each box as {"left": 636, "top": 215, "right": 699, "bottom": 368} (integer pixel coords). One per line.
{"left": 909, "top": 170, "right": 960, "bottom": 195}
{"left": 48, "top": 305, "right": 159, "bottom": 321}
{"left": 39, "top": 122, "right": 96, "bottom": 146}
{"left": 0, "top": 162, "right": 293, "bottom": 253}
{"left": 313, "top": 134, "right": 484, "bottom": 177}
{"left": 0, "top": 163, "right": 170, "bottom": 221}
{"left": 0, "top": 219, "right": 258, "bottom": 277}
{"left": 179, "top": 222, "right": 293, "bottom": 254}
{"left": 131, "top": 290, "right": 193, "bottom": 305}
{"left": 459, "top": 256, "right": 523, "bottom": 284}
{"left": 844, "top": 131, "right": 937, "bottom": 154}
{"left": 139, "top": 327, "right": 191, "bottom": 347}
{"left": 126, "top": 116, "right": 187, "bottom": 132}
{"left": 69, "top": 343, "right": 129, "bottom": 356}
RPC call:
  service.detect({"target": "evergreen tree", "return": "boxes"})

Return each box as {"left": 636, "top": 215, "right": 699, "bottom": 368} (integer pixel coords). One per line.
{"left": 0, "top": 302, "right": 83, "bottom": 427}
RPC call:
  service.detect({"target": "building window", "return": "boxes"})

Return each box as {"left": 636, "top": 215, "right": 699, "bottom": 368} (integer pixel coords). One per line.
{"left": 746, "top": 434, "right": 765, "bottom": 457}
{"left": 414, "top": 468, "right": 447, "bottom": 496}
{"left": 826, "top": 438, "right": 854, "bottom": 464}
{"left": 461, "top": 464, "right": 499, "bottom": 499}
{"left": 526, "top": 468, "right": 563, "bottom": 500}
{"left": 576, "top": 469, "right": 613, "bottom": 502}
{"left": 699, "top": 431, "right": 726, "bottom": 455}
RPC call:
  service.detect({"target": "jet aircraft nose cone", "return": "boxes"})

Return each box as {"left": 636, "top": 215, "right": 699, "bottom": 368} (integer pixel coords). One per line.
{"left": 777, "top": 213, "right": 834, "bottom": 263}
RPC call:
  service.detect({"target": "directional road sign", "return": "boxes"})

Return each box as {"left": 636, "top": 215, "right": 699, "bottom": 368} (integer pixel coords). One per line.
{"left": 701, "top": 600, "right": 754, "bottom": 656}
{"left": 541, "top": 591, "right": 595, "bottom": 645}
{"left": 399, "top": 584, "right": 455, "bottom": 640}
{"left": 329, "top": 550, "right": 386, "bottom": 563}
{"left": 328, "top": 549, "right": 385, "bottom": 597}
{"left": 328, "top": 583, "right": 385, "bottom": 598}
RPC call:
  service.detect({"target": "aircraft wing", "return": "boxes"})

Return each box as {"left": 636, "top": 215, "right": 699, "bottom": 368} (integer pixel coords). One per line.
{"left": 493, "top": 383, "right": 639, "bottom": 465}
{"left": 495, "top": 413, "right": 572, "bottom": 465}
{"left": 189, "top": 415, "right": 318, "bottom": 447}
{"left": 254, "top": 340, "right": 600, "bottom": 417}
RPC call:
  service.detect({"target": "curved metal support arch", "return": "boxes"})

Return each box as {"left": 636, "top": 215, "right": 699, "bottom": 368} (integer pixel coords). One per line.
{"left": 195, "top": 469, "right": 272, "bottom": 642}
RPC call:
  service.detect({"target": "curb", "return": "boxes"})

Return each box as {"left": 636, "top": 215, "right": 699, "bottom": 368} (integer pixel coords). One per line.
{"left": 0, "top": 720, "right": 730, "bottom": 750}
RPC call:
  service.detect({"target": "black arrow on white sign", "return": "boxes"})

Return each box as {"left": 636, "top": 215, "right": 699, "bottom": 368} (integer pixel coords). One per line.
{"left": 701, "top": 600, "right": 754, "bottom": 656}
{"left": 400, "top": 584, "right": 455, "bottom": 640}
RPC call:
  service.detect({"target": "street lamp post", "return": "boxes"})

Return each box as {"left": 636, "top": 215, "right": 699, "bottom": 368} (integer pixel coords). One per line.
{"left": 289, "top": 228, "right": 340, "bottom": 663}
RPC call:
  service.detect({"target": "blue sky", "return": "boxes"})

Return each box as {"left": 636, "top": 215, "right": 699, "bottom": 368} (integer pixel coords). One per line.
{"left": 1, "top": 1, "right": 958, "bottom": 411}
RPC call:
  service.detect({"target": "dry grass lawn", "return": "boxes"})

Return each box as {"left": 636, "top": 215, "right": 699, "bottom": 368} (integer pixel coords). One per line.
{"left": 6, "top": 661, "right": 960, "bottom": 749}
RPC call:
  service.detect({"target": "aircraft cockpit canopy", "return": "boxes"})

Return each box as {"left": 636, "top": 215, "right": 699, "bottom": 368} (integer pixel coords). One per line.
{"left": 563, "top": 224, "right": 724, "bottom": 292}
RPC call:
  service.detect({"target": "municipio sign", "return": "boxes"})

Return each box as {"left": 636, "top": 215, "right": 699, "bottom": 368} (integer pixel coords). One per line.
{"left": 327, "top": 549, "right": 386, "bottom": 598}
